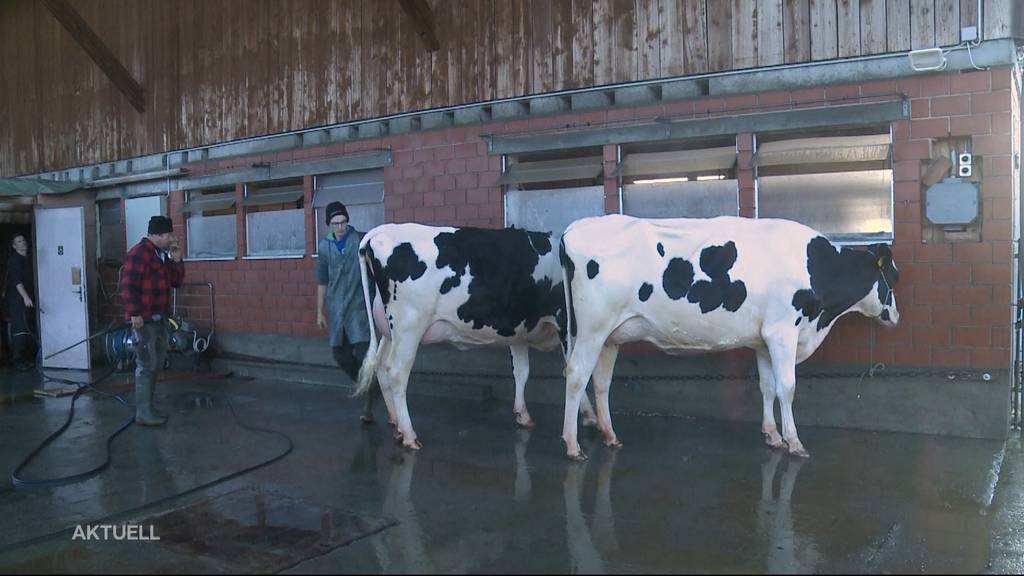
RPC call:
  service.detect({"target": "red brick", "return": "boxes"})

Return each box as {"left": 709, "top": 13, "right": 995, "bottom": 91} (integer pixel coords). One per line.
{"left": 826, "top": 84, "right": 861, "bottom": 100}
{"left": 466, "top": 188, "right": 489, "bottom": 204}
{"left": 694, "top": 97, "right": 725, "bottom": 114}
{"left": 893, "top": 159, "right": 921, "bottom": 182}
{"left": 973, "top": 133, "right": 1012, "bottom": 156}
{"left": 663, "top": 100, "right": 696, "bottom": 116}
{"left": 981, "top": 218, "right": 1013, "bottom": 241}
{"left": 890, "top": 120, "right": 909, "bottom": 141}
{"left": 993, "top": 284, "right": 1013, "bottom": 305}
{"left": 991, "top": 112, "right": 1012, "bottom": 134}
{"left": 466, "top": 156, "right": 491, "bottom": 173}
{"left": 413, "top": 177, "right": 433, "bottom": 194}
{"left": 910, "top": 118, "right": 950, "bottom": 139}
{"left": 992, "top": 328, "right": 1011, "bottom": 349}
{"left": 953, "top": 285, "right": 992, "bottom": 305}
{"left": 915, "top": 242, "right": 952, "bottom": 263}
{"left": 434, "top": 145, "right": 454, "bottom": 161}
{"left": 914, "top": 326, "right": 951, "bottom": 346}
{"left": 984, "top": 197, "right": 1012, "bottom": 220}
{"left": 972, "top": 304, "right": 1013, "bottom": 327}
{"left": 982, "top": 175, "right": 1012, "bottom": 199}
{"left": 455, "top": 174, "right": 478, "bottom": 190}
{"left": 894, "top": 201, "right": 922, "bottom": 223}
{"left": 949, "top": 114, "right": 990, "bottom": 136}
{"left": 413, "top": 204, "right": 434, "bottom": 220}
{"left": 433, "top": 174, "right": 455, "bottom": 190}
{"left": 992, "top": 241, "right": 1014, "bottom": 263}
{"left": 894, "top": 345, "right": 933, "bottom": 366}
{"left": 737, "top": 133, "right": 754, "bottom": 151}
{"left": 893, "top": 140, "right": 931, "bottom": 161}
{"left": 950, "top": 70, "right": 991, "bottom": 94}
{"left": 930, "top": 304, "right": 970, "bottom": 324}
{"left": 434, "top": 206, "right": 456, "bottom": 223}
{"left": 987, "top": 156, "right": 1012, "bottom": 177}
{"left": 969, "top": 348, "right": 1009, "bottom": 369}
{"left": 930, "top": 263, "right": 971, "bottom": 285}
{"left": 917, "top": 97, "right": 933, "bottom": 117}
{"left": 860, "top": 79, "right": 898, "bottom": 96}
{"left": 758, "top": 91, "right": 791, "bottom": 109}
{"left": 952, "top": 242, "right": 992, "bottom": 263}
{"left": 422, "top": 161, "right": 445, "bottom": 177}
{"left": 953, "top": 326, "right": 991, "bottom": 347}
{"left": 446, "top": 158, "right": 467, "bottom": 174}
{"left": 919, "top": 74, "right": 950, "bottom": 96}
{"left": 895, "top": 221, "right": 922, "bottom": 242}
{"left": 931, "top": 347, "right": 970, "bottom": 368}
{"left": 893, "top": 181, "right": 920, "bottom": 202}
{"left": 444, "top": 189, "right": 466, "bottom": 204}
{"left": 930, "top": 94, "right": 970, "bottom": 116}
{"left": 423, "top": 191, "right": 445, "bottom": 207}
{"left": 454, "top": 142, "right": 478, "bottom": 158}
{"left": 722, "top": 94, "right": 757, "bottom": 111}
{"left": 915, "top": 284, "right": 952, "bottom": 306}
{"left": 456, "top": 204, "right": 479, "bottom": 220}
{"left": 971, "top": 90, "right": 1011, "bottom": 113}
{"left": 972, "top": 263, "right": 1010, "bottom": 284}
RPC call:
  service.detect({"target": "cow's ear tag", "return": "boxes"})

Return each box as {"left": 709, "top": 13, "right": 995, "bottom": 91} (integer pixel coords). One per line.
{"left": 877, "top": 256, "right": 885, "bottom": 269}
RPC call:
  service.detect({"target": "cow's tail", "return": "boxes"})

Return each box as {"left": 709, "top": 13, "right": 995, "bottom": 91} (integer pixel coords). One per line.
{"left": 559, "top": 233, "right": 575, "bottom": 358}
{"left": 353, "top": 233, "right": 381, "bottom": 397}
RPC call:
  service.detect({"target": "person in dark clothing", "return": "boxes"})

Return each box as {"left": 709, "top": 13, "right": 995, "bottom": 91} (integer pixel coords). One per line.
{"left": 316, "top": 201, "right": 381, "bottom": 422}
{"left": 120, "top": 216, "right": 185, "bottom": 426}
{"left": 4, "top": 234, "right": 36, "bottom": 371}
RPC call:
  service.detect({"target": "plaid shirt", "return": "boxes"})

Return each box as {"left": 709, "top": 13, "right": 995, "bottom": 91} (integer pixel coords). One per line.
{"left": 121, "top": 238, "right": 185, "bottom": 321}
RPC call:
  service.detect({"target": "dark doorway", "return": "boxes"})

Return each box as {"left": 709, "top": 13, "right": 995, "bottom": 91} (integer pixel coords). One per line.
{"left": 1, "top": 219, "right": 34, "bottom": 368}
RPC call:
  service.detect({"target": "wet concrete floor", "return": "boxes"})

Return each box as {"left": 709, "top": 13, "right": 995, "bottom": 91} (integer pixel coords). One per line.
{"left": 0, "top": 364, "right": 1022, "bottom": 573}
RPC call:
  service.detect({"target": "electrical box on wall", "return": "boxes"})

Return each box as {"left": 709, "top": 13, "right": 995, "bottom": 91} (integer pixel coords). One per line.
{"left": 925, "top": 178, "right": 979, "bottom": 226}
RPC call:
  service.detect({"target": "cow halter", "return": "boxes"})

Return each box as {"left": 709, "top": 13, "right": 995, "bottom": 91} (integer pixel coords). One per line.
{"left": 866, "top": 247, "right": 894, "bottom": 308}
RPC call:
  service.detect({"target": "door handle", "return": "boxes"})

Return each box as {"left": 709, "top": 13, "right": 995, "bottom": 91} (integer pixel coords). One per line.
{"left": 72, "top": 285, "right": 83, "bottom": 302}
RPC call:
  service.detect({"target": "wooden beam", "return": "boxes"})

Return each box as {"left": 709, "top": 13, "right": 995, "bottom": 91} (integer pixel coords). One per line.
{"left": 42, "top": 0, "right": 146, "bottom": 113}
{"left": 397, "top": 0, "right": 440, "bottom": 52}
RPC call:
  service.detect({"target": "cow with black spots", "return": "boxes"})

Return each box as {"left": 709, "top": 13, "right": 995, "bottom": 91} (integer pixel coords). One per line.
{"left": 559, "top": 214, "right": 900, "bottom": 460}
{"left": 353, "top": 223, "right": 597, "bottom": 450}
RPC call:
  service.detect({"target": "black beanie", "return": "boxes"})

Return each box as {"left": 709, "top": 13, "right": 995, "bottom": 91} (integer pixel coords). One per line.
{"left": 325, "top": 201, "right": 349, "bottom": 224}
{"left": 148, "top": 216, "right": 173, "bottom": 235}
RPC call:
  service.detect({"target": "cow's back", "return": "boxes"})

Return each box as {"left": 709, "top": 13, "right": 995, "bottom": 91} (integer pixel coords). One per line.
{"left": 362, "top": 223, "right": 565, "bottom": 349}
{"left": 562, "top": 215, "right": 820, "bottom": 351}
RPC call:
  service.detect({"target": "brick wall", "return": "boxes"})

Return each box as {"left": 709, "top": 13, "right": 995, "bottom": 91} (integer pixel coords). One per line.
{"left": 101, "top": 67, "right": 1016, "bottom": 370}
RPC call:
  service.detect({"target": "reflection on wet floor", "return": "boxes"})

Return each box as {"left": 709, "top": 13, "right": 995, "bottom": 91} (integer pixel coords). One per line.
{"left": 0, "top": 375, "right": 1019, "bottom": 574}
{"left": 144, "top": 488, "right": 393, "bottom": 572}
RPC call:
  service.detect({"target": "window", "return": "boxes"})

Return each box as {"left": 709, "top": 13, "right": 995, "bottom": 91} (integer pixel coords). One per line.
{"left": 243, "top": 178, "right": 305, "bottom": 257}
{"left": 97, "top": 199, "right": 124, "bottom": 260}
{"left": 620, "top": 139, "right": 738, "bottom": 219}
{"left": 313, "top": 169, "right": 385, "bottom": 239}
{"left": 501, "top": 147, "right": 606, "bottom": 235}
{"left": 125, "top": 195, "right": 165, "bottom": 246}
{"left": 755, "top": 127, "right": 892, "bottom": 244}
{"left": 184, "top": 187, "right": 237, "bottom": 259}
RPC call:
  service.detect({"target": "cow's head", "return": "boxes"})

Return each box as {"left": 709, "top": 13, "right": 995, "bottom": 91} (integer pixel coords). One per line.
{"left": 866, "top": 244, "right": 900, "bottom": 327}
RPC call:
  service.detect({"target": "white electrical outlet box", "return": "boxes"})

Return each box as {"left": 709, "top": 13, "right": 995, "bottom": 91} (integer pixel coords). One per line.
{"left": 961, "top": 26, "right": 978, "bottom": 42}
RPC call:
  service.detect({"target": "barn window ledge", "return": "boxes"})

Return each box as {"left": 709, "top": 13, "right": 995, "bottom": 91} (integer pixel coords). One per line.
{"left": 242, "top": 254, "right": 306, "bottom": 260}
{"left": 184, "top": 256, "right": 237, "bottom": 262}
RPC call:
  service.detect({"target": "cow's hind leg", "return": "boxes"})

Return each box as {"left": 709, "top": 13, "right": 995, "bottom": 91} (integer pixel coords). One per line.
{"left": 382, "top": 329, "right": 427, "bottom": 451}
{"left": 591, "top": 343, "right": 621, "bottom": 448}
{"left": 766, "top": 330, "right": 809, "bottom": 458}
{"left": 563, "top": 338, "right": 606, "bottom": 461}
{"left": 756, "top": 349, "right": 784, "bottom": 449}
{"left": 510, "top": 345, "right": 535, "bottom": 428}
{"left": 377, "top": 336, "right": 398, "bottom": 428}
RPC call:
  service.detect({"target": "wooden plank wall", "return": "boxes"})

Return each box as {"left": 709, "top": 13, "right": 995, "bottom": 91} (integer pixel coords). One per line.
{"left": 0, "top": 0, "right": 1012, "bottom": 176}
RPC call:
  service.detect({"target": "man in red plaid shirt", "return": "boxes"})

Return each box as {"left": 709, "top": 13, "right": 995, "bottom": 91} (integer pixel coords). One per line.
{"left": 121, "top": 215, "right": 185, "bottom": 426}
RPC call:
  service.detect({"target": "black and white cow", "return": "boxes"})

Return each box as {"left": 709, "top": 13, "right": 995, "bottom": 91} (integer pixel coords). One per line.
{"left": 559, "top": 214, "right": 900, "bottom": 460}
{"left": 354, "top": 223, "right": 596, "bottom": 450}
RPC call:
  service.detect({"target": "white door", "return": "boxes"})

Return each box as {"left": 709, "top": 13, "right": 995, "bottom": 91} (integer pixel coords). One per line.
{"left": 35, "top": 206, "right": 91, "bottom": 370}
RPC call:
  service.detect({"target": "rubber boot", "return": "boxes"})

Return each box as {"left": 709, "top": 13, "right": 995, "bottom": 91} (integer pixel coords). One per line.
{"left": 135, "top": 373, "right": 167, "bottom": 426}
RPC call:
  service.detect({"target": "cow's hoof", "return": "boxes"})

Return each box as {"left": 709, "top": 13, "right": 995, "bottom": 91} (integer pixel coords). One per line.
{"left": 786, "top": 442, "right": 810, "bottom": 458}
{"left": 604, "top": 438, "right": 622, "bottom": 449}
{"left": 360, "top": 413, "right": 375, "bottom": 424}
{"left": 567, "top": 451, "right": 588, "bottom": 462}
{"left": 404, "top": 439, "right": 423, "bottom": 451}
{"left": 764, "top": 433, "right": 785, "bottom": 449}
{"left": 514, "top": 412, "right": 536, "bottom": 429}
